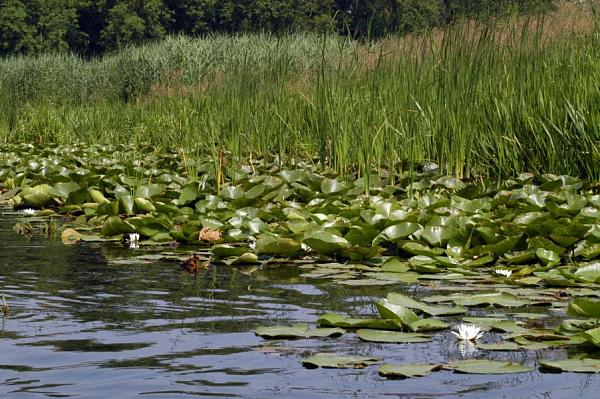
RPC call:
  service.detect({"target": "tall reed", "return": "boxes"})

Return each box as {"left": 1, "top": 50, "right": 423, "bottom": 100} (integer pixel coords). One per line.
{"left": 0, "top": 2, "right": 598, "bottom": 180}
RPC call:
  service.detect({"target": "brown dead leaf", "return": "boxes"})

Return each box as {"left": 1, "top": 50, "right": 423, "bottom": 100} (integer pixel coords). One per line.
{"left": 199, "top": 227, "right": 222, "bottom": 243}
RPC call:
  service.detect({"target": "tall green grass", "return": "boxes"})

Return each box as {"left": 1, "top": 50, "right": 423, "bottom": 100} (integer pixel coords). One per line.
{"left": 1, "top": 6, "right": 599, "bottom": 180}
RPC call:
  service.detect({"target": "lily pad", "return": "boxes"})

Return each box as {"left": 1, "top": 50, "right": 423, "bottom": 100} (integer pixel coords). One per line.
{"left": 387, "top": 292, "right": 466, "bottom": 316}
{"left": 375, "top": 300, "right": 419, "bottom": 326}
{"left": 475, "top": 341, "right": 523, "bottom": 351}
{"left": 303, "top": 354, "right": 378, "bottom": 369}
{"left": 568, "top": 298, "right": 600, "bottom": 319}
{"left": 255, "top": 324, "right": 344, "bottom": 339}
{"left": 379, "top": 363, "right": 442, "bottom": 379}
{"left": 356, "top": 329, "right": 432, "bottom": 343}
{"left": 582, "top": 327, "right": 600, "bottom": 347}
{"left": 446, "top": 359, "right": 533, "bottom": 374}
{"left": 317, "top": 314, "right": 402, "bottom": 330}
{"left": 453, "top": 292, "right": 528, "bottom": 307}
{"left": 303, "top": 231, "right": 349, "bottom": 255}
{"left": 408, "top": 318, "right": 449, "bottom": 332}
{"left": 539, "top": 359, "right": 600, "bottom": 373}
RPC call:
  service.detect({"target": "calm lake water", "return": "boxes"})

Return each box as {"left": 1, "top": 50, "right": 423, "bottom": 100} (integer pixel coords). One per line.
{"left": 0, "top": 213, "right": 598, "bottom": 398}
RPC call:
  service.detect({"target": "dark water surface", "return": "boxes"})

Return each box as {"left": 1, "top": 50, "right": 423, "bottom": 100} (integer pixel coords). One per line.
{"left": 1, "top": 214, "right": 598, "bottom": 398}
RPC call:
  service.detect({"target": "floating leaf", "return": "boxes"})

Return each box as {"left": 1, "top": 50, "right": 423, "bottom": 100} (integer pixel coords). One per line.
{"left": 100, "top": 216, "right": 135, "bottom": 236}
{"left": 255, "top": 324, "right": 344, "bottom": 339}
{"left": 317, "top": 313, "right": 402, "bottom": 330}
{"left": 199, "top": 227, "right": 222, "bottom": 243}
{"left": 356, "top": 329, "right": 432, "bottom": 343}
{"left": 453, "top": 292, "right": 528, "bottom": 307}
{"left": 536, "top": 248, "right": 560, "bottom": 265}
{"left": 539, "top": 359, "right": 600, "bottom": 373}
{"left": 568, "top": 298, "right": 600, "bottom": 319}
{"left": 582, "top": 327, "right": 600, "bottom": 347}
{"left": 373, "top": 223, "right": 420, "bottom": 245}
{"left": 476, "top": 341, "right": 523, "bottom": 351}
{"left": 408, "top": 318, "right": 449, "bottom": 332}
{"left": 303, "top": 231, "right": 349, "bottom": 255}
{"left": 321, "top": 178, "right": 347, "bottom": 195}
{"left": 387, "top": 292, "right": 466, "bottom": 316}
{"left": 20, "top": 184, "right": 54, "bottom": 207}
{"left": 256, "top": 236, "right": 302, "bottom": 257}
{"left": 61, "top": 228, "right": 83, "bottom": 244}
{"left": 379, "top": 363, "right": 442, "bottom": 379}
{"left": 303, "top": 354, "right": 378, "bottom": 369}
{"left": 375, "top": 299, "right": 420, "bottom": 326}
{"left": 447, "top": 359, "right": 533, "bottom": 374}
{"left": 211, "top": 244, "right": 250, "bottom": 258}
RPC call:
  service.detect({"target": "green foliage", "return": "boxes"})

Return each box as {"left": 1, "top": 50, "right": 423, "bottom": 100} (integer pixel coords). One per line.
{"left": 0, "top": 0, "right": 34, "bottom": 55}
{"left": 0, "top": 0, "right": 556, "bottom": 56}
{"left": 1, "top": 7, "right": 599, "bottom": 179}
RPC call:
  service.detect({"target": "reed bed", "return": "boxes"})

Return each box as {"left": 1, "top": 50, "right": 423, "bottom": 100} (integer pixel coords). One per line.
{"left": 0, "top": 2, "right": 598, "bottom": 180}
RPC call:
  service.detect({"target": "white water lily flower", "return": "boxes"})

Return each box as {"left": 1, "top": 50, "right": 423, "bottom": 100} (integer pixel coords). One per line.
{"left": 495, "top": 269, "right": 512, "bottom": 278}
{"left": 126, "top": 233, "right": 140, "bottom": 249}
{"left": 20, "top": 208, "right": 36, "bottom": 216}
{"left": 451, "top": 324, "right": 484, "bottom": 341}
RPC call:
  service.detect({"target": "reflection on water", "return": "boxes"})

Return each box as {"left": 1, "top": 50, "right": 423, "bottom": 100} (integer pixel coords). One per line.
{"left": 0, "top": 213, "right": 599, "bottom": 398}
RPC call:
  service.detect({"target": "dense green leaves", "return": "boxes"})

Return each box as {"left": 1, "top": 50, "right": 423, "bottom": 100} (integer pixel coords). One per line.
{"left": 0, "top": 0, "right": 553, "bottom": 56}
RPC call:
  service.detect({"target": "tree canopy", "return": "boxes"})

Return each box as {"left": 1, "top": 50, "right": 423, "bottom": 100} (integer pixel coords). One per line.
{"left": 0, "top": 0, "right": 555, "bottom": 56}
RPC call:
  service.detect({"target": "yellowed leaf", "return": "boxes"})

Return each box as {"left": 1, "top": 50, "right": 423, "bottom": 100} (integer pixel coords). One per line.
{"left": 61, "top": 228, "right": 83, "bottom": 245}
{"left": 199, "top": 227, "right": 222, "bottom": 243}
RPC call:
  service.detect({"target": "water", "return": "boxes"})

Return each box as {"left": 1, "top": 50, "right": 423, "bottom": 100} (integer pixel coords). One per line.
{"left": 0, "top": 214, "right": 598, "bottom": 398}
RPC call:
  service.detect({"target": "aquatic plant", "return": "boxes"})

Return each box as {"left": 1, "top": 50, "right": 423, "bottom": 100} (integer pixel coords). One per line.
{"left": 451, "top": 324, "right": 485, "bottom": 341}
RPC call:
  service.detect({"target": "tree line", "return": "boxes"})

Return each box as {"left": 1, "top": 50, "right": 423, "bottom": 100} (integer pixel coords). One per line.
{"left": 0, "top": 0, "right": 555, "bottom": 57}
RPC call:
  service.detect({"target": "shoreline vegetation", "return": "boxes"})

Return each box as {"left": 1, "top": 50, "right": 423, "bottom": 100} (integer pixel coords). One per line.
{"left": 2, "top": 2, "right": 600, "bottom": 379}
{"left": 0, "top": 1, "right": 598, "bottom": 181}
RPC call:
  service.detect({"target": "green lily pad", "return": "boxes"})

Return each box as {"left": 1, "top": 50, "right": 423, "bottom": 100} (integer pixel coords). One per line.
{"left": 568, "top": 298, "right": 600, "bottom": 319}
{"left": 317, "top": 313, "right": 403, "bottom": 330}
{"left": 255, "top": 324, "right": 344, "bottom": 339}
{"left": 408, "top": 318, "right": 449, "bottom": 332}
{"left": 453, "top": 292, "right": 528, "bottom": 307}
{"left": 512, "top": 334, "right": 586, "bottom": 349}
{"left": 20, "top": 184, "right": 54, "bottom": 207}
{"left": 100, "top": 216, "right": 136, "bottom": 236}
{"left": 375, "top": 300, "right": 419, "bottom": 326}
{"left": 462, "top": 317, "right": 526, "bottom": 333}
{"left": 379, "top": 363, "right": 442, "bottom": 379}
{"left": 356, "top": 329, "right": 432, "bottom": 343}
{"left": 582, "top": 327, "right": 600, "bottom": 347}
{"left": 540, "top": 359, "right": 600, "bottom": 373}
{"left": 387, "top": 292, "right": 466, "bottom": 316}
{"left": 321, "top": 178, "right": 347, "bottom": 195}
{"left": 211, "top": 244, "right": 251, "bottom": 258}
{"left": 447, "top": 359, "right": 533, "bottom": 374}
{"left": 256, "top": 236, "right": 302, "bottom": 257}
{"left": 373, "top": 223, "right": 421, "bottom": 245}
{"left": 400, "top": 242, "right": 444, "bottom": 256}
{"left": 303, "top": 231, "right": 349, "bottom": 255}
{"left": 476, "top": 341, "right": 524, "bottom": 351}
{"left": 303, "top": 354, "right": 378, "bottom": 369}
